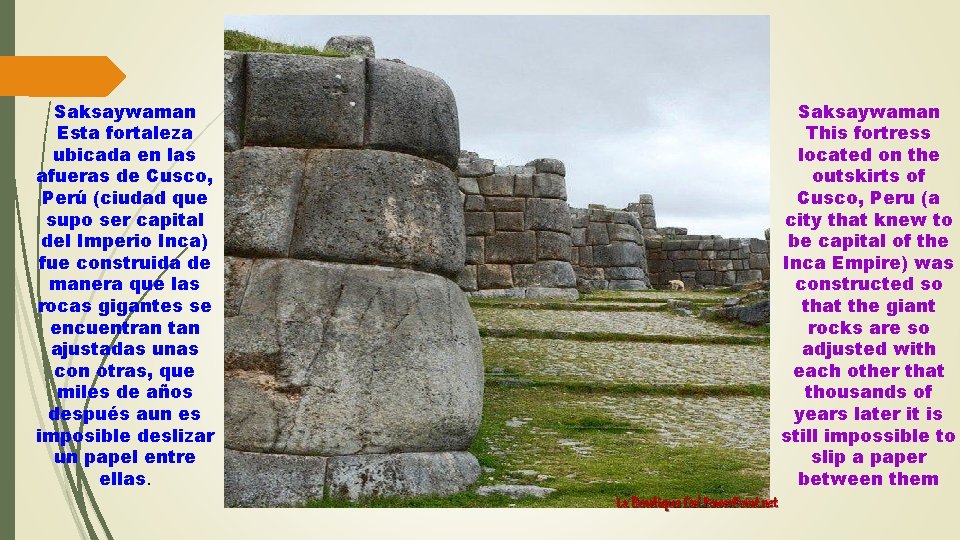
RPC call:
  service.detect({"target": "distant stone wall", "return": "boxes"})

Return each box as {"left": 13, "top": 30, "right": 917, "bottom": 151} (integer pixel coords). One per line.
{"left": 223, "top": 42, "right": 483, "bottom": 506}
{"left": 451, "top": 181, "right": 770, "bottom": 293}
{"left": 569, "top": 205, "right": 651, "bottom": 290}
{"left": 623, "top": 194, "right": 658, "bottom": 240}
{"left": 455, "top": 152, "right": 578, "bottom": 300}
{"left": 645, "top": 234, "right": 770, "bottom": 289}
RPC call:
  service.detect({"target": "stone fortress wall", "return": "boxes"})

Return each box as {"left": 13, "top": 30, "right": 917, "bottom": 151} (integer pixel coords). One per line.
{"left": 455, "top": 152, "right": 578, "bottom": 300}
{"left": 645, "top": 233, "right": 771, "bottom": 289}
{"left": 223, "top": 39, "right": 484, "bottom": 506}
{"left": 222, "top": 34, "right": 770, "bottom": 506}
{"left": 569, "top": 205, "right": 651, "bottom": 291}
{"left": 624, "top": 198, "right": 770, "bottom": 290}
{"left": 458, "top": 151, "right": 769, "bottom": 294}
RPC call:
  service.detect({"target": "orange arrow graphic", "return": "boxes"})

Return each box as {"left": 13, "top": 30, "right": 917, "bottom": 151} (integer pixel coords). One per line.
{"left": 0, "top": 56, "right": 125, "bottom": 97}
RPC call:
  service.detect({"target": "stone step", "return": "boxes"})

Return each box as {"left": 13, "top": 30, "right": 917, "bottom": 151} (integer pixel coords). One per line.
{"left": 586, "top": 395, "right": 769, "bottom": 455}
{"left": 482, "top": 337, "right": 769, "bottom": 386}
{"left": 583, "top": 290, "right": 732, "bottom": 301}
{"left": 469, "top": 300, "right": 668, "bottom": 312}
{"left": 473, "top": 307, "right": 758, "bottom": 337}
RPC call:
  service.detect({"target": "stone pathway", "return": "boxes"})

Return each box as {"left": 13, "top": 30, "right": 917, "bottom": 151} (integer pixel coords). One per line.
{"left": 469, "top": 289, "right": 769, "bottom": 506}
{"left": 588, "top": 395, "right": 770, "bottom": 454}
{"left": 583, "top": 290, "right": 732, "bottom": 301}
{"left": 482, "top": 337, "right": 768, "bottom": 386}
{"left": 474, "top": 306, "right": 753, "bottom": 336}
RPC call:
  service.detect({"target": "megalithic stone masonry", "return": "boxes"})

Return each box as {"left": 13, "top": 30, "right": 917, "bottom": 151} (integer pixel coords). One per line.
{"left": 223, "top": 40, "right": 484, "bottom": 507}
{"left": 221, "top": 35, "right": 771, "bottom": 506}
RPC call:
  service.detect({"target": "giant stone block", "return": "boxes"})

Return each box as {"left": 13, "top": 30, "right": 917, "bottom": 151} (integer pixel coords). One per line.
{"left": 224, "top": 147, "right": 306, "bottom": 257}
{"left": 485, "top": 231, "right": 537, "bottom": 264}
{"left": 225, "top": 259, "right": 483, "bottom": 456}
{"left": 288, "top": 149, "right": 465, "bottom": 276}
{"left": 513, "top": 261, "right": 577, "bottom": 288}
{"left": 367, "top": 59, "right": 460, "bottom": 169}
{"left": 224, "top": 52, "right": 245, "bottom": 151}
{"left": 326, "top": 451, "right": 480, "bottom": 501}
{"left": 244, "top": 54, "right": 365, "bottom": 149}
{"left": 525, "top": 198, "right": 572, "bottom": 233}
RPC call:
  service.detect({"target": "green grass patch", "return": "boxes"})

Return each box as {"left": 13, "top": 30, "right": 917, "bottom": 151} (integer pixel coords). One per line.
{"left": 479, "top": 327, "right": 768, "bottom": 346}
{"left": 224, "top": 30, "right": 347, "bottom": 57}
{"left": 468, "top": 300, "right": 668, "bottom": 312}
{"left": 579, "top": 296, "right": 718, "bottom": 305}
{"left": 555, "top": 415, "right": 643, "bottom": 432}
{"left": 305, "top": 385, "right": 768, "bottom": 507}
{"left": 581, "top": 290, "right": 730, "bottom": 300}
{"left": 485, "top": 378, "right": 770, "bottom": 398}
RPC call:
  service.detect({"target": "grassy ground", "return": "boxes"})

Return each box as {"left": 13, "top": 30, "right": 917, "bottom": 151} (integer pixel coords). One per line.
{"left": 224, "top": 30, "right": 346, "bottom": 57}
{"left": 305, "top": 289, "right": 770, "bottom": 508}
{"left": 311, "top": 385, "right": 767, "bottom": 508}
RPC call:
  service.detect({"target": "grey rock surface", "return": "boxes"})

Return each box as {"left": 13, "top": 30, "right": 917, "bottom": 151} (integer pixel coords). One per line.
{"left": 478, "top": 175, "right": 514, "bottom": 196}
{"left": 327, "top": 451, "right": 481, "bottom": 501}
{"left": 494, "top": 212, "right": 525, "bottom": 232}
{"left": 608, "top": 279, "right": 649, "bottom": 290}
{"left": 525, "top": 158, "right": 566, "bottom": 176}
{"left": 223, "top": 52, "right": 245, "bottom": 151}
{"left": 456, "top": 265, "right": 478, "bottom": 292}
{"left": 244, "top": 54, "right": 365, "bottom": 149}
{"left": 224, "top": 256, "right": 253, "bottom": 317}
{"left": 701, "top": 299, "right": 770, "bottom": 326}
{"left": 594, "top": 242, "right": 645, "bottom": 267}
{"left": 324, "top": 35, "right": 376, "bottom": 58}
{"left": 608, "top": 223, "right": 643, "bottom": 243}
{"left": 733, "top": 299, "right": 770, "bottom": 325}
{"left": 477, "top": 264, "right": 514, "bottom": 289}
{"left": 526, "top": 198, "right": 572, "bottom": 233}
{"left": 513, "top": 174, "right": 534, "bottom": 197}
{"left": 458, "top": 155, "right": 495, "bottom": 177}
{"left": 477, "top": 484, "right": 556, "bottom": 499}
{"left": 522, "top": 287, "right": 579, "bottom": 300}
{"left": 536, "top": 231, "right": 572, "bottom": 261}
{"left": 466, "top": 287, "right": 578, "bottom": 300}
{"left": 288, "top": 149, "right": 465, "bottom": 276}
{"left": 465, "top": 236, "right": 485, "bottom": 265}
{"left": 458, "top": 177, "right": 480, "bottom": 194}
{"left": 464, "top": 212, "right": 495, "bottom": 236}
{"left": 485, "top": 196, "right": 526, "bottom": 212}
{"left": 367, "top": 59, "right": 460, "bottom": 168}
{"left": 224, "top": 147, "right": 306, "bottom": 258}
{"left": 225, "top": 449, "right": 326, "bottom": 508}
{"left": 495, "top": 165, "right": 536, "bottom": 176}
{"left": 532, "top": 173, "right": 567, "bottom": 199}
{"left": 587, "top": 222, "right": 610, "bottom": 245}
{"left": 513, "top": 261, "right": 577, "bottom": 288}
{"left": 485, "top": 232, "right": 537, "bottom": 264}
{"left": 464, "top": 194, "right": 486, "bottom": 212}
{"left": 605, "top": 266, "right": 646, "bottom": 280}
{"left": 225, "top": 259, "right": 484, "bottom": 456}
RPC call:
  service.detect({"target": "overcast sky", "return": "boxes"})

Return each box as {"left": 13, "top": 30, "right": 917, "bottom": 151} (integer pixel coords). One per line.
{"left": 225, "top": 16, "right": 769, "bottom": 238}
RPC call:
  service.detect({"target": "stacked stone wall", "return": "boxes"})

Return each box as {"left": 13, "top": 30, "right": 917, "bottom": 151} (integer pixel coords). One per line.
{"left": 569, "top": 205, "right": 651, "bottom": 290}
{"left": 455, "top": 153, "right": 578, "bottom": 300}
{"left": 223, "top": 47, "right": 483, "bottom": 506}
{"left": 623, "top": 194, "right": 658, "bottom": 240}
{"left": 645, "top": 234, "right": 770, "bottom": 289}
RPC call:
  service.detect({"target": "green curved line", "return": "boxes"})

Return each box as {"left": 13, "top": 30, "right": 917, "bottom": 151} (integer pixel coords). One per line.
{"left": 75, "top": 246, "right": 189, "bottom": 441}
{"left": 14, "top": 190, "right": 102, "bottom": 540}
{"left": 14, "top": 289, "right": 90, "bottom": 540}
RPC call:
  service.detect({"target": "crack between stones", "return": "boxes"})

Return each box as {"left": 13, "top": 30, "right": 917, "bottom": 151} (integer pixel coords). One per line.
{"left": 285, "top": 149, "right": 314, "bottom": 258}
{"left": 362, "top": 58, "right": 372, "bottom": 147}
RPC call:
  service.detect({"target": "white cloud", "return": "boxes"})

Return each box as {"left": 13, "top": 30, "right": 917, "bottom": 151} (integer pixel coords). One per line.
{"left": 225, "top": 15, "right": 770, "bottom": 238}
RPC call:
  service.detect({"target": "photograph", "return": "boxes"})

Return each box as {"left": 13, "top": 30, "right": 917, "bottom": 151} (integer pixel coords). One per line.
{"left": 221, "top": 15, "right": 771, "bottom": 508}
